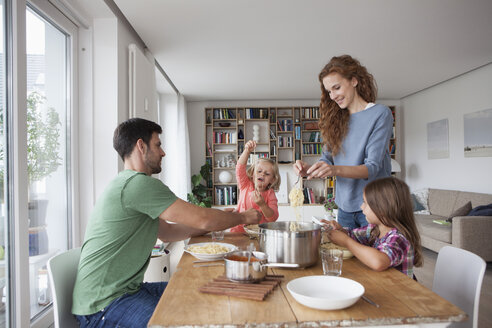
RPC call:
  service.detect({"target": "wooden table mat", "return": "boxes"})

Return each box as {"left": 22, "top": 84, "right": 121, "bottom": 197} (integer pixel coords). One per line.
{"left": 199, "top": 275, "right": 283, "bottom": 301}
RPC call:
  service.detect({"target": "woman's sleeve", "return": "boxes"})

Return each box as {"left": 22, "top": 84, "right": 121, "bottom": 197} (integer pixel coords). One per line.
{"left": 364, "top": 107, "right": 393, "bottom": 179}
{"left": 318, "top": 146, "right": 334, "bottom": 165}
{"left": 264, "top": 192, "right": 279, "bottom": 221}
{"left": 236, "top": 163, "right": 252, "bottom": 190}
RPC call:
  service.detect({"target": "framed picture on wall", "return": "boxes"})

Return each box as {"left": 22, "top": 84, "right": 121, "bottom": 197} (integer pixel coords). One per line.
{"left": 427, "top": 119, "right": 449, "bottom": 159}
{"left": 464, "top": 108, "right": 492, "bottom": 157}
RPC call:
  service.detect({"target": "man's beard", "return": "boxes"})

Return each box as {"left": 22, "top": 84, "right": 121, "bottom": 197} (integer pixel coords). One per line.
{"left": 145, "top": 155, "right": 162, "bottom": 174}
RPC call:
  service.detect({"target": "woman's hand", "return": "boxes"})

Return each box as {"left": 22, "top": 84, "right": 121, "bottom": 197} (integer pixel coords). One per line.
{"left": 251, "top": 190, "right": 266, "bottom": 206}
{"left": 306, "top": 161, "right": 336, "bottom": 179}
{"left": 293, "top": 160, "right": 310, "bottom": 177}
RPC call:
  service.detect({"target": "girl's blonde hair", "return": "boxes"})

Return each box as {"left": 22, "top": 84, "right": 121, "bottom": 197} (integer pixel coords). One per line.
{"left": 246, "top": 159, "right": 281, "bottom": 192}
{"left": 318, "top": 55, "right": 377, "bottom": 156}
{"left": 364, "top": 177, "right": 423, "bottom": 267}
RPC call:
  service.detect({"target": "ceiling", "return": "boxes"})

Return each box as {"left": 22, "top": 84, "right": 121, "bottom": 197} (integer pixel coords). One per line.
{"left": 111, "top": 0, "right": 492, "bottom": 101}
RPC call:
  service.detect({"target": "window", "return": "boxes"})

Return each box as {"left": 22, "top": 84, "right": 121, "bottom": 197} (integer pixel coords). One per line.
{"left": 26, "top": 3, "right": 75, "bottom": 320}
{"left": 0, "top": 1, "right": 9, "bottom": 326}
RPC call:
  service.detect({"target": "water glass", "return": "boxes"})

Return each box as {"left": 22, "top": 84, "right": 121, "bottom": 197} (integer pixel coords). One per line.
{"left": 321, "top": 248, "right": 343, "bottom": 276}
{"left": 211, "top": 230, "right": 225, "bottom": 241}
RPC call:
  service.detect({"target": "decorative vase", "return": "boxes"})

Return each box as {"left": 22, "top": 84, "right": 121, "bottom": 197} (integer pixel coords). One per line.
{"left": 252, "top": 124, "right": 260, "bottom": 142}
{"left": 219, "top": 171, "right": 233, "bottom": 183}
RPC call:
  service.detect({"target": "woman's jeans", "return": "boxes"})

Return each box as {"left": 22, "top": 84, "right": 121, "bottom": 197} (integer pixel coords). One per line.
{"left": 75, "top": 282, "right": 167, "bottom": 328}
{"left": 337, "top": 208, "right": 368, "bottom": 229}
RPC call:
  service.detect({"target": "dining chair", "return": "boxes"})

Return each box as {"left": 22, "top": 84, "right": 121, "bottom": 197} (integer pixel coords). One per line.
{"left": 432, "top": 246, "right": 486, "bottom": 328}
{"left": 47, "top": 247, "right": 81, "bottom": 328}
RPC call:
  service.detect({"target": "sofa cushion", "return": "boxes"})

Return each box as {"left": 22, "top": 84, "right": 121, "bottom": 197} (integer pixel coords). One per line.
{"left": 446, "top": 201, "right": 472, "bottom": 222}
{"left": 415, "top": 214, "right": 452, "bottom": 244}
{"left": 412, "top": 188, "right": 429, "bottom": 211}
{"left": 411, "top": 194, "right": 425, "bottom": 211}
{"left": 467, "top": 203, "right": 492, "bottom": 216}
{"left": 455, "top": 191, "right": 492, "bottom": 210}
{"left": 428, "top": 189, "right": 459, "bottom": 217}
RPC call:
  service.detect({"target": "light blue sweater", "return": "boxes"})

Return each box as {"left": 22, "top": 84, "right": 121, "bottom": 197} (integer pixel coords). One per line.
{"left": 319, "top": 104, "right": 393, "bottom": 212}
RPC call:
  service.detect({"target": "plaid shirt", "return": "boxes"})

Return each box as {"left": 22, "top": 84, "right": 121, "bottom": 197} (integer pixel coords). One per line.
{"left": 348, "top": 224, "right": 414, "bottom": 278}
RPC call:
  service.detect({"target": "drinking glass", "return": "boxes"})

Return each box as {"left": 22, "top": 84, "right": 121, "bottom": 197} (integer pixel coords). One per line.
{"left": 211, "top": 230, "right": 225, "bottom": 241}
{"left": 321, "top": 248, "right": 343, "bottom": 276}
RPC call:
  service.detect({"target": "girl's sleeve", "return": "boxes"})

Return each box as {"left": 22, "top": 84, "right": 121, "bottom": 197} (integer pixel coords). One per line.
{"left": 236, "top": 163, "right": 252, "bottom": 190}
{"left": 364, "top": 107, "right": 393, "bottom": 179}
{"left": 264, "top": 191, "right": 279, "bottom": 221}
{"left": 348, "top": 225, "right": 372, "bottom": 245}
{"left": 375, "top": 233, "right": 407, "bottom": 267}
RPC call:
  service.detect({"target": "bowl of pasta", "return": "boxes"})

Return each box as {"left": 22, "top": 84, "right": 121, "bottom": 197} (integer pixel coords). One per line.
{"left": 244, "top": 224, "right": 259, "bottom": 239}
{"left": 320, "top": 242, "right": 354, "bottom": 259}
{"left": 184, "top": 242, "right": 237, "bottom": 261}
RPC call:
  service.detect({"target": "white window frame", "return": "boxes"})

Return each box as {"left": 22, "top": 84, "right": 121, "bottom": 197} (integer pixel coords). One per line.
{"left": 9, "top": 0, "right": 79, "bottom": 326}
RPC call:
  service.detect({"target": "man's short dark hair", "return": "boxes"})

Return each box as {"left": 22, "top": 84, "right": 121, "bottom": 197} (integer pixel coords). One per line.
{"left": 113, "top": 118, "right": 162, "bottom": 160}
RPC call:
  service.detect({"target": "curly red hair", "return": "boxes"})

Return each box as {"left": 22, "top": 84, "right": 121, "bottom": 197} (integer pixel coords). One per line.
{"left": 318, "top": 55, "right": 377, "bottom": 156}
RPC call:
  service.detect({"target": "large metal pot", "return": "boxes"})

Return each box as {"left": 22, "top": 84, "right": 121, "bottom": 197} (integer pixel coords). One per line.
{"left": 224, "top": 251, "right": 298, "bottom": 283}
{"left": 259, "top": 221, "right": 321, "bottom": 268}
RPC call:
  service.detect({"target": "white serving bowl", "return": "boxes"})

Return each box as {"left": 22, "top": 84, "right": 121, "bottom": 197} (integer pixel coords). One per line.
{"left": 287, "top": 276, "right": 364, "bottom": 310}
{"left": 184, "top": 242, "right": 237, "bottom": 261}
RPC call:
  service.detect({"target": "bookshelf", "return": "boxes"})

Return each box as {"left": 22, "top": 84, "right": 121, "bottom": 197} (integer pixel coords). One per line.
{"left": 205, "top": 107, "right": 336, "bottom": 206}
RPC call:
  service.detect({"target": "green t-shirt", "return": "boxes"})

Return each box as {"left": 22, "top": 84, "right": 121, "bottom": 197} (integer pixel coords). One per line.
{"left": 72, "top": 170, "right": 177, "bottom": 315}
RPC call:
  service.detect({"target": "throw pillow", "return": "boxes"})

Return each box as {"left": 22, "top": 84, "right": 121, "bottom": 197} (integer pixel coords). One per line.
{"left": 446, "top": 201, "right": 472, "bottom": 222}
{"left": 467, "top": 203, "right": 492, "bottom": 217}
{"left": 411, "top": 193, "right": 425, "bottom": 212}
{"left": 412, "top": 188, "right": 429, "bottom": 211}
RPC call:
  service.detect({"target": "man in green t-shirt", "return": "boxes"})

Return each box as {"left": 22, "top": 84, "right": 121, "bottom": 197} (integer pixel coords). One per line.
{"left": 72, "top": 118, "right": 261, "bottom": 328}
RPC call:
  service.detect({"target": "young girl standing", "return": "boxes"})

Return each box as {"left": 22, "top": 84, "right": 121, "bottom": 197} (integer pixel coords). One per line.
{"left": 230, "top": 140, "right": 280, "bottom": 233}
{"left": 324, "top": 177, "right": 422, "bottom": 278}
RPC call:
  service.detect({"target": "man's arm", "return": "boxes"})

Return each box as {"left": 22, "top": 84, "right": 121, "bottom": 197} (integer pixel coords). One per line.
{"left": 158, "top": 220, "right": 206, "bottom": 242}
{"left": 159, "top": 198, "right": 261, "bottom": 232}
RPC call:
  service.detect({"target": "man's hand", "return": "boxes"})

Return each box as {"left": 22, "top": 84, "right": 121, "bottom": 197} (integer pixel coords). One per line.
{"left": 241, "top": 208, "right": 262, "bottom": 225}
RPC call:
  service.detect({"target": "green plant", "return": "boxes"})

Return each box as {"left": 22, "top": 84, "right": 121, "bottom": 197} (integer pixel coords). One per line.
{"left": 187, "top": 162, "right": 212, "bottom": 208}
{"left": 324, "top": 197, "right": 338, "bottom": 212}
{"left": 0, "top": 92, "right": 62, "bottom": 188}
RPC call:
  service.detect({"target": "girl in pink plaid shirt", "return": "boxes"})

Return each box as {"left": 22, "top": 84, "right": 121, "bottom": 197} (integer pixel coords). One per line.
{"left": 325, "top": 177, "right": 422, "bottom": 278}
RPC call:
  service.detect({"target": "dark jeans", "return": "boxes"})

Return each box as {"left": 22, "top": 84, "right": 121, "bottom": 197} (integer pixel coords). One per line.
{"left": 337, "top": 208, "right": 368, "bottom": 229}
{"left": 75, "top": 282, "right": 167, "bottom": 328}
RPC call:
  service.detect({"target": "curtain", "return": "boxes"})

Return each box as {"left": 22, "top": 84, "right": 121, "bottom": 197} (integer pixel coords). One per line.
{"left": 160, "top": 93, "right": 191, "bottom": 199}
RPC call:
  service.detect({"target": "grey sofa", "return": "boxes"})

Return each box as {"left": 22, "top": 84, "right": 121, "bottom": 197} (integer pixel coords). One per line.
{"left": 415, "top": 188, "right": 492, "bottom": 262}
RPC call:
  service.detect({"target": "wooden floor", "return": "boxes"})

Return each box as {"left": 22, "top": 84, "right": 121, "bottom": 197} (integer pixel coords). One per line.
{"left": 414, "top": 248, "right": 492, "bottom": 328}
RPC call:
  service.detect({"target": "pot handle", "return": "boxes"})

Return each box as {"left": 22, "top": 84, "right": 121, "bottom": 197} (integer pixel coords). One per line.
{"left": 262, "top": 262, "right": 300, "bottom": 268}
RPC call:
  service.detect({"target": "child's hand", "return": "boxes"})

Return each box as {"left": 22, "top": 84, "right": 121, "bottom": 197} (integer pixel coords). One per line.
{"left": 245, "top": 140, "right": 257, "bottom": 152}
{"left": 251, "top": 190, "right": 266, "bottom": 206}
{"left": 321, "top": 219, "right": 342, "bottom": 231}
{"left": 327, "top": 229, "right": 350, "bottom": 247}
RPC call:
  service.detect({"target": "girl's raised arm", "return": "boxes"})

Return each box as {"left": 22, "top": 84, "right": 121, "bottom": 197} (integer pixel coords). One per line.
{"left": 238, "top": 140, "right": 256, "bottom": 165}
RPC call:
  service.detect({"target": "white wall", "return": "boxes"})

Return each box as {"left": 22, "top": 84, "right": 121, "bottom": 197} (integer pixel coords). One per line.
{"left": 402, "top": 63, "right": 492, "bottom": 194}
{"left": 78, "top": 13, "right": 150, "bottom": 238}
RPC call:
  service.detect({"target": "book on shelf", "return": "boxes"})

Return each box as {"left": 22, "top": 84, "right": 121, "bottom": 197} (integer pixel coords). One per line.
{"left": 206, "top": 141, "right": 213, "bottom": 156}
{"left": 270, "top": 129, "right": 276, "bottom": 139}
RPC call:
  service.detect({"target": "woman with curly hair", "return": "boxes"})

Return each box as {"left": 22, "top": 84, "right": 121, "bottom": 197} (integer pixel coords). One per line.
{"left": 293, "top": 55, "right": 393, "bottom": 229}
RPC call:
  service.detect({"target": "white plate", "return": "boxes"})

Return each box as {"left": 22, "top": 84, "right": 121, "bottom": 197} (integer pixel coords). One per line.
{"left": 287, "top": 276, "right": 364, "bottom": 310}
{"left": 184, "top": 242, "right": 237, "bottom": 260}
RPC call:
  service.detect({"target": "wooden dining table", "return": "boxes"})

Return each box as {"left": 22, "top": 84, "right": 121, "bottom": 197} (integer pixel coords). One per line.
{"left": 148, "top": 233, "right": 466, "bottom": 327}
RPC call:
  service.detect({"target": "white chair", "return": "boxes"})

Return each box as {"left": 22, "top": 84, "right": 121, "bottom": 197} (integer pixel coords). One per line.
{"left": 47, "top": 247, "right": 81, "bottom": 328}
{"left": 433, "top": 246, "right": 486, "bottom": 328}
